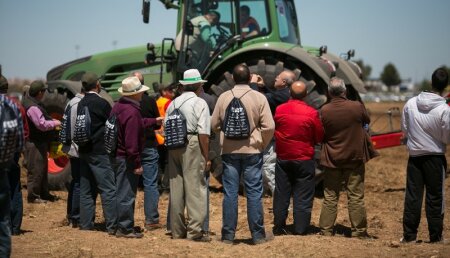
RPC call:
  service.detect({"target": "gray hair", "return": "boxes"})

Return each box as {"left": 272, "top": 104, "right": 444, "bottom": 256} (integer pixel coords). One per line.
{"left": 328, "top": 77, "right": 346, "bottom": 96}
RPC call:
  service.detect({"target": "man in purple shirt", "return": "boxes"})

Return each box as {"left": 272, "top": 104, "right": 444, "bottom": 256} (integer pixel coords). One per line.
{"left": 22, "top": 80, "right": 61, "bottom": 204}
{"left": 112, "top": 76, "right": 163, "bottom": 238}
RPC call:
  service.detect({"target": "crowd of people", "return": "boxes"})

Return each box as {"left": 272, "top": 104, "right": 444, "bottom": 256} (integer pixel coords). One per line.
{"left": 0, "top": 65, "right": 449, "bottom": 256}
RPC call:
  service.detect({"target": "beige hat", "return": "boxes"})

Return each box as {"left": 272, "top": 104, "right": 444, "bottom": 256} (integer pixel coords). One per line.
{"left": 179, "top": 69, "right": 207, "bottom": 85}
{"left": 118, "top": 76, "right": 149, "bottom": 96}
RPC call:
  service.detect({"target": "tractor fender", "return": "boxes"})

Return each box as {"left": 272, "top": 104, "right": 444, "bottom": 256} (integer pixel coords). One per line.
{"left": 323, "top": 53, "right": 366, "bottom": 93}
{"left": 207, "top": 42, "right": 333, "bottom": 87}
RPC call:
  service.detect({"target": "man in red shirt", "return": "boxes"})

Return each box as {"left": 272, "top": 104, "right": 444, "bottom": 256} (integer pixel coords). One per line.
{"left": 240, "top": 5, "right": 260, "bottom": 38}
{"left": 273, "top": 81, "right": 323, "bottom": 235}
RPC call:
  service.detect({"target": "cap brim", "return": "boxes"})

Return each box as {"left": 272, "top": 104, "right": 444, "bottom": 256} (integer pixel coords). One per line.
{"left": 118, "top": 85, "right": 150, "bottom": 96}
{"left": 179, "top": 79, "right": 207, "bottom": 85}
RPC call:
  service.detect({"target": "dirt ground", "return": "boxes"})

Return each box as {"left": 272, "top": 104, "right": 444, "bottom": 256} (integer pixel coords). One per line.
{"left": 11, "top": 102, "right": 450, "bottom": 257}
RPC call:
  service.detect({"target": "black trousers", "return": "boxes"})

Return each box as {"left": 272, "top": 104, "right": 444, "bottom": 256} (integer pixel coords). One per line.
{"left": 273, "top": 159, "right": 315, "bottom": 235}
{"left": 24, "top": 141, "right": 49, "bottom": 201}
{"left": 403, "top": 155, "right": 446, "bottom": 242}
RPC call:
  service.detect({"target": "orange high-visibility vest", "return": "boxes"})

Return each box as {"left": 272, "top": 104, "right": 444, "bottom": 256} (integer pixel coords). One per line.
{"left": 155, "top": 97, "right": 171, "bottom": 145}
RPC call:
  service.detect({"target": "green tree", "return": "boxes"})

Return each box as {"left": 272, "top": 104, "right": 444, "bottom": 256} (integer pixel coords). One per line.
{"left": 354, "top": 59, "right": 372, "bottom": 80}
{"left": 380, "top": 63, "right": 401, "bottom": 89}
{"left": 417, "top": 79, "right": 431, "bottom": 92}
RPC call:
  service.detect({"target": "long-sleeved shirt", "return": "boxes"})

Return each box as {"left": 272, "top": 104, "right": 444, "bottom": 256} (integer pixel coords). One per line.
{"left": 211, "top": 84, "right": 274, "bottom": 154}
{"left": 26, "top": 106, "right": 58, "bottom": 131}
{"left": 113, "top": 97, "right": 157, "bottom": 169}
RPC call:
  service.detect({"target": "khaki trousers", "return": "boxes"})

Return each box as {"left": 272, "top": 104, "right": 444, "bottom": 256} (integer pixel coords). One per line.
{"left": 319, "top": 162, "right": 367, "bottom": 237}
{"left": 168, "top": 136, "right": 207, "bottom": 239}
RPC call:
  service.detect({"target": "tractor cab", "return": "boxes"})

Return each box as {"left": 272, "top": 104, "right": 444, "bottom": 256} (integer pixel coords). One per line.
{"left": 146, "top": 0, "right": 300, "bottom": 78}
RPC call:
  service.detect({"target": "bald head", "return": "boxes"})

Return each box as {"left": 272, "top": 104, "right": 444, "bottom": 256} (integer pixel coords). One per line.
{"left": 290, "top": 81, "right": 307, "bottom": 100}
{"left": 274, "top": 70, "right": 296, "bottom": 89}
{"left": 132, "top": 72, "right": 144, "bottom": 84}
{"left": 232, "top": 64, "right": 251, "bottom": 84}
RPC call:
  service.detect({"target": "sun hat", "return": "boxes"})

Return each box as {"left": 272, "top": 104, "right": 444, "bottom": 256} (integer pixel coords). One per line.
{"left": 179, "top": 69, "right": 207, "bottom": 85}
{"left": 118, "top": 76, "right": 149, "bottom": 96}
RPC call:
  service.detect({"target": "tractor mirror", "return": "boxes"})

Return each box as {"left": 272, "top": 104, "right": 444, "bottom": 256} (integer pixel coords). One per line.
{"left": 185, "top": 21, "right": 194, "bottom": 36}
{"left": 142, "top": 0, "right": 150, "bottom": 24}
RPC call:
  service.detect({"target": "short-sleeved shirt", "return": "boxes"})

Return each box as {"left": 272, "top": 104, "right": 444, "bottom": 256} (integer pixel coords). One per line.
{"left": 165, "top": 91, "right": 210, "bottom": 135}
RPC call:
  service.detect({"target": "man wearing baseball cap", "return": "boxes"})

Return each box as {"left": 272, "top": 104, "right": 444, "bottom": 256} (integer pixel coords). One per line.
{"left": 22, "top": 80, "right": 61, "bottom": 204}
{"left": 77, "top": 72, "right": 117, "bottom": 235}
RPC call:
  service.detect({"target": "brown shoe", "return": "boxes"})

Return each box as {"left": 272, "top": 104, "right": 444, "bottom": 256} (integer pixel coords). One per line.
{"left": 144, "top": 223, "right": 163, "bottom": 231}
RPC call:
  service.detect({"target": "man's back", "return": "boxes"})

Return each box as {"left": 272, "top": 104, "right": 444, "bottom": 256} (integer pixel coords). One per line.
{"left": 402, "top": 92, "right": 450, "bottom": 156}
{"left": 211, "top": 85, "right": 274, "bottom": 154}
{"left": 78, "top": 92, "right": 111, "bottom": 154}
{"left": 320, "top": 97, "right": 369, "bottom": 167}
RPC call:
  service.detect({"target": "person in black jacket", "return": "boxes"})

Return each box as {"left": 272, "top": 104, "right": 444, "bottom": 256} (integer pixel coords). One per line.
{"left": 77, "top": 72, "right": 117, "bottom": 235}
{"left": 133, "top": 72, "right": 163, "bottom": 231}
{"left": 249, "top": 71, "right": 294, "bottom": 196}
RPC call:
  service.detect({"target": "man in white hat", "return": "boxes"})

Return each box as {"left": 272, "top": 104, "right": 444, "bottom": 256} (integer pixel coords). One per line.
{"left": 165, "top": 69, "right": 211, "bottom": 242}
{"left": 112, "top": 76, "right": 163, "bottom": 238}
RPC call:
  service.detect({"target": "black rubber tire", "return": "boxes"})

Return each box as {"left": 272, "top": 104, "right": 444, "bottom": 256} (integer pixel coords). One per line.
{"left": 40, "top": 90, "right": 71, "bottom": 190}
{"left": 48, "top": 164, "right": 71, "bottom": 191}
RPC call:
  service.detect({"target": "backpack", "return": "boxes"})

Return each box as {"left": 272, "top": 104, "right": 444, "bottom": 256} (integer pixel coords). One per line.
{"left": 73, "top": 105, "right": 91, "bottom": 146}
{"left": 104, "top": 113, "right": 119, "bottom": 156}
{"left": 0, "top": 99, "right": 22, "bottom": 164}
{"left": 222, "top": 90, "right": 251, "bottom": 139}
{"left": 58, "top": 103, "right": 72, "bottom": 145}
{"left": 164, "top": 97, "right": 194, "bottom": 149}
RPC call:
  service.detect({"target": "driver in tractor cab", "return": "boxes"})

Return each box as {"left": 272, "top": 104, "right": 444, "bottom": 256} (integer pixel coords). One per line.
{"left": 176, "top": 11, "right": 221, "bottom": 70}
{"left": 240, "top": 5, "right": 260, "bottom": 38}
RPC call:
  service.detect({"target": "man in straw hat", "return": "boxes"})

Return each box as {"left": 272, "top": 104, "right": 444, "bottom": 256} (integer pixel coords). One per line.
{"left": 165, "top": 69, "right": 211, "bottom": 242}
{"left": 111, "top": 76, "right": 163, "bottom": 238}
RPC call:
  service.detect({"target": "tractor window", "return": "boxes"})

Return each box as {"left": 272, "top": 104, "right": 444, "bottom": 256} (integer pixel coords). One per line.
{"left": 239, "top": 0, "right": 270, "bottom": 38}
{"left": 276, "top": 0, "right": 300, "bottom": 44}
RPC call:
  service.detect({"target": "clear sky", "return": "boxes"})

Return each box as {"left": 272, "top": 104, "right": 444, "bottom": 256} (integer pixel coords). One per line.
{"left": 1, "top": 0, "right": 449, "bottom": 83}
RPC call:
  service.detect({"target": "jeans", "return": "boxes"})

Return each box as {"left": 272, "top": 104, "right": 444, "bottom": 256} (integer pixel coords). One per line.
{"left": 9, "top": 153, "right": 23, "bottom": 235}
{"left": 403, "top": 155, "right": 446, "bottom": 242}
{"left": 141, "top": 147, "right": 160, "bottom": 224}
{"left": 273, "top": 159, "right": 315, "bottom": 234}
{"left": 221, "top": 153, "right": 265, "bottom": 242}
{"left": 67, "top": 158, "right": 80, "bottom": 224}
{"left": 79, "top": 153, "right": 117, "bottom": 232}
{"left": 113, "top": 158, "right": 139, "bottom": 234}
{"left": 0, "top": 167, "right": 12, "bottom": 258}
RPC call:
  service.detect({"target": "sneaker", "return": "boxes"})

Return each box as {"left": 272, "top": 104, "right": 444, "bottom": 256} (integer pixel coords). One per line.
{"left": 356, "top": 232, "right": 377, "bottom": 240}
{"left": 400, "top": 237, "right": 417, "bottom": 243}
{"left": 191, "top": 234, "right": 212, "bottom": 242}
{"left": 116, "top": 230, "right": 143, "bottom": 239}
{"left": 273, "top": 227, "right": 290, "bottom": 236}
{"left": 221, "top": 239, "right": 234, "bottom": 245}
{"left": 144, "top": 223, "right": 163, "bottom": 231}
{"left": 253, "top": 232, "right": 274, "bottom": 245}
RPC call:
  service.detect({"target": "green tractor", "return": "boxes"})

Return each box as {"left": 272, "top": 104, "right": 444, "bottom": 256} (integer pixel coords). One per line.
{"left": 46, "top": 0, "right": 375, "bottom": 188}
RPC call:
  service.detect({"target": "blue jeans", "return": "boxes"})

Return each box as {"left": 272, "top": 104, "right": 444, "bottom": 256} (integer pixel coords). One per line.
{"left": 67, "top": 158, "right": 80, "bottom": 224}
{"left": 0, "top": 167, "right": 12, "bottom": 258}
{"left": 9, "top": 153, "right": 23, "bottom": 235}
{"left": 141, "top": 147, "right": 160, "bottom": 224}
{"left": 113, "top": 158, "right": 139, "bottom": 233}
{"left": 221, "top": 153, "right": 265, "bottom": 242}
{"left": 79, "top": 153, "right": 117, "bottom": 233}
